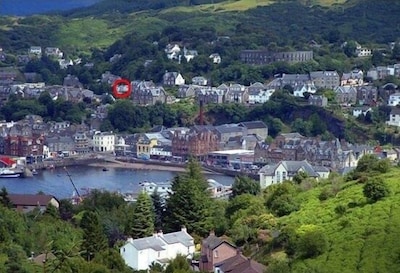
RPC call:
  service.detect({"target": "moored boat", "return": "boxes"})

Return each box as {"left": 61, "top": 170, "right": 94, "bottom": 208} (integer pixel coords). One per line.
{"left": 0, "top": 168, "right": 21, "bottom": 178}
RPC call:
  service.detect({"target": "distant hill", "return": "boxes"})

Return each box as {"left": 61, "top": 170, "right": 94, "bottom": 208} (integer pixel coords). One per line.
{"left": 0, "top": 0, "right": 102, "bottom": 16}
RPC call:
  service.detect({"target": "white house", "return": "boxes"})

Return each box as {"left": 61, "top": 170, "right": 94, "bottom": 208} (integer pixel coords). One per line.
{"left": 183, "top": 47, "right": 198, "bottom": 62}
{"left": 92, "top": 131, "right": 115, "bottom": 152}
{"left": 209, "top": 53, "right": 221, "bottom": 64}
{"left": 29, "top": 46, "right": 42, "bottom": 56}
{"left": 388, "top": 92, "right": 400, "bottom": 106}
{"left": 192, "top": 76, "right": 208, "bottom": 86}
{"left": 386, "top": 108, "right": 400, "bottom": 127}
{"left": 120, "top": 227, "right": 195, "bottom": 271}
{"left": 258, "top": 160, "right": 330, "bottom": 189}
{"left": 293, "top": 83, "right": 317, "bottom": 97}
{"left": 248, "top": 88, "right": 275, "bottom": 104}
{"left": 165, "top": 44, "right": 181, "bottom": 60}
{"left": 352, "top": 106, "right": 372, "bottom": 118}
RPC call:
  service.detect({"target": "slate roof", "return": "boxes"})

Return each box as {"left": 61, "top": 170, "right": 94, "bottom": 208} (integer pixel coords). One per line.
{"left": 8, "top": 194, "right": 57, "bottom": 206}
{"left": 259, "top": 160, "right": 319, "bottom": 177}
{"left": 125, "top": 229, "right": 194, "bottom": 251}
{"left": 202, "top": 233, "right": 235, "bottom": 250}
{"left": 215, "top": 252, "right": 266, "bottom": 273}
{"left": 239, "top": 121, "right": 267, "bottom": 129}
{"left": 130, "top": 236, "right": 167, "bottom": 251}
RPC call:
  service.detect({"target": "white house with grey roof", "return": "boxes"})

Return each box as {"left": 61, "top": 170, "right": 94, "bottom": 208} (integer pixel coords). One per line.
{"left": 120, "top": 227, "right": 195, "bottom": 270}
{"left": 258, "top": 160, "right": 330, "bottom": 189}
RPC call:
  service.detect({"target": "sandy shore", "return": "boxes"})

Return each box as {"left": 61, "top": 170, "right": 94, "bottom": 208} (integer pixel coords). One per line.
{"left": 88, "top": 160, "right": 190, "bottom": 173}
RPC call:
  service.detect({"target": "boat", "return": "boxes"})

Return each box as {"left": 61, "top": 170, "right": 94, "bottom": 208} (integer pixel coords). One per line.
{"left": 0, "top": 168, "right": 21, "bottom": 178}
{"left": 102, "top": 168, "right": 109, "bottom": 172}
{"left": 31, "top": 169, "right": 38, "bottom": 175}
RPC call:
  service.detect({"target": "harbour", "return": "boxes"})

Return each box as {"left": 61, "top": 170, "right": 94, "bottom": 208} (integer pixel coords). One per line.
{"left": 0, "top": 165, "right": 236, "bottom": 200}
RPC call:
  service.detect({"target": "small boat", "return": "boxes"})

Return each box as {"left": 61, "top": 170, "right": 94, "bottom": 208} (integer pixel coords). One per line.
{"left": 0, "top": 168, "right": 21, "bottom": 178}
{"left": 102, "top": 168, "right": 109, "bottom": 172}
{"left": 31, "top": 169, "right": 38, "bottom": 175}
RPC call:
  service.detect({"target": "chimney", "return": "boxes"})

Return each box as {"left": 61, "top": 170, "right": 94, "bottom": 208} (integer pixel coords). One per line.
{"left": 181, "top": 226, "right": 187, "bottom": 233}
{"left": 127, "top": 237, "right": 134, "bottom": 243}
{"left": 157, "top": 230, "right": 163, "bottom": 237}
{"left": 236, "top": 248, "right": 242, "bottom": 255}
{"left": 209, "top": 230, "right": 215, "bottom": 236}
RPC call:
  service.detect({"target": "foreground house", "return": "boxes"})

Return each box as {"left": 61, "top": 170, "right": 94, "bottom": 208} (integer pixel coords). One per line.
{"left": 214, "top": 250, "right": 266, "bottom": 273}
{"left": 200, "top": 231, "right": 237, "bottom": 272}
{"left": 120, "top": 227, "right": 195, "bottom": 271}
{"left": 8, "top": 194, "right": 59, "bottom": 213}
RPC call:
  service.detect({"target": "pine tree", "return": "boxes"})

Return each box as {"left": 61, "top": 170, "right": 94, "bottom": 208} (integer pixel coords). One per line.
{"left": 164, "top": 159, "right": 212, "bottom": 236}
{"left": 151, "top": 190, "right": 164, "bottom": 232}
{"left": 80, "top": 211, "right": 108, "bottom": 261}
{"left": 127, "top": 192, "right": 155, "bottom": 238}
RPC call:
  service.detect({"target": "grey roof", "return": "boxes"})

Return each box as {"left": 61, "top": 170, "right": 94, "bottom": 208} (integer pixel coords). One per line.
{"left": 239, "top": 121, "right": 267, "bottom": 129}
{"left": 214, "top": 124, "right": 244, "bottom": 134}
{"left": 162, "top": 230, "right": 194, "bottom": 247}
{"left": 129, "top": 236, "right": 167, "bottom": 251}
{"left": 259, "top": 160, "right": 319, "bottom": 177}
{"left": 125, "top": 229, "right": 194, "bottom": 251}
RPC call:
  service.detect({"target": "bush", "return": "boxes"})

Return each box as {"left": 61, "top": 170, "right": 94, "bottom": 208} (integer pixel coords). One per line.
{"left": 318, "top": 188, "right": 333, "bottom": 201}
{"left": 334, "top": 204, "right": 347, "bottom": 215}
{"left": 297, "top": 229, "right": 328, "bottom": 258}
{"left": 363, "top": 177, "right": 390, "bottom": 202}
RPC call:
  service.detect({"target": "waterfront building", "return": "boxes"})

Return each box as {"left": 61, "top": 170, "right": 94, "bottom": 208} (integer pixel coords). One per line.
{"left": 92, "top": 131, "right": 115, "bottom": 152}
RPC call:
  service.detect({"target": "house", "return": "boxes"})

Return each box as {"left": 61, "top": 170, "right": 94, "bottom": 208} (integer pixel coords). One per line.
{"left": 209, "top": 53, "right": 221, "bottom": 64}
{"left": 45, "top": 136, "right": 75, "bottom": 157}
{"left": 293, "top": 82, "right": 317, "bottom": 97}
{"left": 386, "top": 107, "right": 400, "bottom": 127}
{"left": 45, "top": 47, "right": 63, "bottom": 58}
{"left": 267, "top": 73, "right": 311, "bottom": 89}
{"left": 356, "top": 85, "right": 378, "bottom": 106}
{"left": 214, "top": 250, "right": 266, "bottom": 273}
{"left": 29, "top": 46, "right": 42, "bottom": 56}
{"left": 183, "top": 47, "right": 198, "bottom": 62}
{"left": 352, "top": 106, "right": 372, "bottom": 118}
{"left": 63, "top": 75, "right": 83, "bottom": 88}
{"left": 334, "top": 86, "right": 357, "bottom": 105}
{"left": 258, "top": 160, "right": 330, "bottom": 189}
{"left": 356, "top": 46, "right": 372, "bottom": 57}
{"left": 192, "top": 76, "right": 208, "bottom": 86}
{"left": 120, "top": 227, "right": 195, "bottom": 271}
{"left": 177, "top": 85, "right": 196, "bottom": 98}
{"left": 195, "top": 87, "right": 225, "bottom": 105}
{"left": 199, "top": 231, "right": 237, "bottom": 272}
{"left": 74, "top": 132, "right": 91, "bottom": 154}
{"left": 247, "top": 82, "right": 273, "bottom": 103}
{"left": 224, "top": 84, "right": 247, "bottom": 103}
{"left": 165, "top": 44, "right": 181, "bottom": 60}
{"left": 8, "top": 194, "right": 59, "bottom": 213}
{"left": 341, "top": 70, "right": 364, "bottom": 86}
{"left": 388, "top": 92, "right": 400, "bottom": 106}
{"left": 132, "top": 81, "right": 167, "bottom": 106}
{"left": 92, "top": 131, "right": 115, "bottom": 152}
{"left": 163, "top": 71, "right": 185, "bottom": 86}
{"left": 310, "top": 71, "right": 340, "bottom": 89}
{"left": 308, "top": 95, "right": 328, "bottom": 107}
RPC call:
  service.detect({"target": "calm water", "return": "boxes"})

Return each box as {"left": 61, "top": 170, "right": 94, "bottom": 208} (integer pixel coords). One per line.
{"left": 0, "top": 166, "right": 235, "bottom": 200}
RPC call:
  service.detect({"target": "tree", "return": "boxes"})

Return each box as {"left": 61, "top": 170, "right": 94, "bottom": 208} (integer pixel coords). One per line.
{"left": 80, "top": 211, "right": 108, "bottom": 261}
{"left": 231, "top": 176, "right": 260, "bottom": 198}
{"left": 165, "top": 254, "right": 192, "bottom": 273}
{"left": 151, "top": 191, "right": 165, "bottom": 232}
{"left": 363, "top": 178, "right": 390, "bottom": 202}
{"left": 0, "top": 187, "right": 12, "bottom": 208}
{"left": 164, "top": 160, "right": 212, "bottom": 236}
{"left": 297, "top": 228, "right": 328, "bottom": 258}
{"left": 127, "top": 192, "right": 155, "bottom": 238}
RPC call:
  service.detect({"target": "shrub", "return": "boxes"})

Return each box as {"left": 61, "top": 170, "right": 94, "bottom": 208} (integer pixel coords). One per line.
{"left": 319, "top": 188, "right": 333, "bottom": 201}
{"left": 363, "top": 177, "right": 390, "bottom": 202}
{"left": 297, "top": 229, "right": 328, "bottom": 258}
{"left": 334, "top": 204, "right": 347, "bottom": 215}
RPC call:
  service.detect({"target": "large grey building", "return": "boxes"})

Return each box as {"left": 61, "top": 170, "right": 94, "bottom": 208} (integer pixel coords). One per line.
{"left": 240, "top": 50, "right": 313, "bottom": 65}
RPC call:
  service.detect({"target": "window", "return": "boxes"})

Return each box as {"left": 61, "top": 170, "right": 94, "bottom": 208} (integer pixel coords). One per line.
{"left": 214, "top": 250, "right": 218, "bottom": 258}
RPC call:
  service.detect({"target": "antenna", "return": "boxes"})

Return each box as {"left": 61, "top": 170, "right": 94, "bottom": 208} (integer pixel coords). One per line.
{"left": 64, "top": 167, "right": 81, "bottom": 200}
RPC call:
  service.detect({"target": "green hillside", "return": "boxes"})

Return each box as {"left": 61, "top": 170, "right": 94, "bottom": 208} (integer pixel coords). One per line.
{"left": 268, "top": 167, "right": 400, "bottom": 273}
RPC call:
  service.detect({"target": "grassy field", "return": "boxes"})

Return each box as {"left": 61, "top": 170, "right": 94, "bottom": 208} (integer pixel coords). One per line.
{"left": 277, "top": 168, "right": 400, "bottom": 272}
